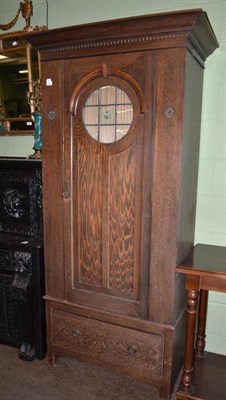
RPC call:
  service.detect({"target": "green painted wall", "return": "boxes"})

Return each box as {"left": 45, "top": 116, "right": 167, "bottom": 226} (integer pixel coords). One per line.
{"left": 1, "top": 0, "right": 225, "bottom": 355}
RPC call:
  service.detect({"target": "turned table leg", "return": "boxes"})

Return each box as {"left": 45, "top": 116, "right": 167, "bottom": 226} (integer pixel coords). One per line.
{"left": 182, "top": 286, "right": 200, "bottom": 391}
{"left": 196, "top": 289, "right": 209, "bottom": 356}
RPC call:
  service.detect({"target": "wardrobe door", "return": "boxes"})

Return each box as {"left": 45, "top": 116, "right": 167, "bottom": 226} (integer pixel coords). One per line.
{"left": 63, "top": 52, "right": 154, "bottom": 318}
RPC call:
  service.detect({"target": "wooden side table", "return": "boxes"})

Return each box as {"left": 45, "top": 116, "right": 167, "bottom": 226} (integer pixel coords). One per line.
{"left": 176, "top": 244, "right": 226, "bottom": 400}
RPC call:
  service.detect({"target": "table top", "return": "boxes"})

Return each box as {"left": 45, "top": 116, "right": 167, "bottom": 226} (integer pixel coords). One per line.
{"left": 177, "top": 244, "right": 226, "bottom": 276}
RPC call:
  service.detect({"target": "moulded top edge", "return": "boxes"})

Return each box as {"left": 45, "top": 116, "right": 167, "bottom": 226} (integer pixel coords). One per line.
{"left": 23, "top": 9, "right": 219, "bottom": 60}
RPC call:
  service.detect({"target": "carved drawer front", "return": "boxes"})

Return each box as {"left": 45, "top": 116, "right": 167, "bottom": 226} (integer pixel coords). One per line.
{"left": 52, "top": 309, "right": 164, "bottom": 379}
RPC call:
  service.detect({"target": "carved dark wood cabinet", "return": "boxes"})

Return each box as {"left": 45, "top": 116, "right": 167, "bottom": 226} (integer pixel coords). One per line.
{"left": 0, "top": 158, "right": 46, "bottom": 360}
{"left": 26, "top": 9, "right": 218, "bottom": 398}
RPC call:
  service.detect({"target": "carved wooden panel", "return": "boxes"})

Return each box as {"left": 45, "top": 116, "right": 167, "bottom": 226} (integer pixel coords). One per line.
{"left": 76, "top": 142, "right": 140, "bottom": 296}
{"left": 0, "top": 274, "right": 20, "bottom": 345}
{"left": 108, "top": 146, "right": 136, "bottom": 293}
{"left": 0, "top": 239, "right": 46, "bottom": 359}
{"left": 0, "top": 160, "right": 43, "bottom": 238}
{"left": 78, "top": 146, "right": 103, "bottom": 287}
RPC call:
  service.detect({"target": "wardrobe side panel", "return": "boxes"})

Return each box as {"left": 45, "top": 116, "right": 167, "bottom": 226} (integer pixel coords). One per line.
{"left": 149, "top": 47, "right": 186, "bottom": 325}
{"left": 174, "top": 51, "right": 204, "bottom": 320}
{"left": 41, "top": 60, "right": 65, "bottom": 299}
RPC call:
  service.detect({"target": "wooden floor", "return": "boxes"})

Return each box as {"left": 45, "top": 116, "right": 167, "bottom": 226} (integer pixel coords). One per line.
{"left": 176, "top": 352, "right": 226, "bottom": 400}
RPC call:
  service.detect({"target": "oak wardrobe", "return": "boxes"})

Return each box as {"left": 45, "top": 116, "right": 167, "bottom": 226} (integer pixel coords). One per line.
{"left": 26, "top": 9, "right": 218, "bottom": 399}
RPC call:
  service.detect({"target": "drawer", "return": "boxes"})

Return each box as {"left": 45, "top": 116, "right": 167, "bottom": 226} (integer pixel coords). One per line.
{"left": 52, "top": 309, "right": 164, "bottom": 379}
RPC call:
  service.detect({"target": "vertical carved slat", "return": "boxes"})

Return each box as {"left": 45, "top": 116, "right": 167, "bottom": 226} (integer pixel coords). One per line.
{"left": 0, "top": 274, "right": 20, "bottom": 345}
{"left": 108, "top": 146, "right": 136, "bottom": 293}
{"left": 78, "top": 146, "right": 103, "bottom": 287}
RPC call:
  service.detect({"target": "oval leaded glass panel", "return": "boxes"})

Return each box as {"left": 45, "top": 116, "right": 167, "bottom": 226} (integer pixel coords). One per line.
{"left": 82, "top": 85, "right": 133, "bottom": 143}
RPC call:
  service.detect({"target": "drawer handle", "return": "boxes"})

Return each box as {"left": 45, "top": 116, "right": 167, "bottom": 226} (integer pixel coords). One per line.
{"left": 72, "top": 328, "right": 80, "bottom": 338}
{"left": 127, "top": 345, "right": 137, "bottom": 355}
